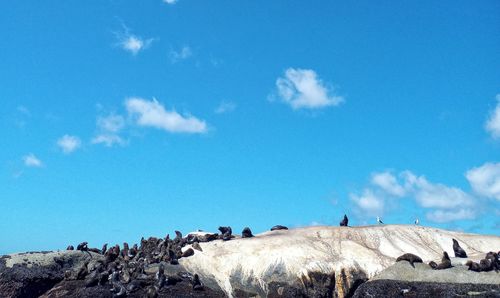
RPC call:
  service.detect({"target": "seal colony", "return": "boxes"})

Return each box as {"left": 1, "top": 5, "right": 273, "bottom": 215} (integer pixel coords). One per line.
{"left": 395, "top": 238, "right": 499, "bottom": 273}
{"left": 2, "top": 224, "right": 499, "bottom": 298}
{"left": 59, "top": 225, "right": 289, "bottom": 297}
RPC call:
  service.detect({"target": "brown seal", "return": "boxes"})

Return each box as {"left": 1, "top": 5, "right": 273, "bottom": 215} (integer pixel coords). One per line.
{"left": 396, "top": 253, "right": 423, "bottom": 268}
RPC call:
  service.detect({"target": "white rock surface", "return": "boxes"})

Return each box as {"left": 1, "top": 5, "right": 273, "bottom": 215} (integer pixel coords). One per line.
{"left": 180, "top": 225, "right": 500, "bottom": 297}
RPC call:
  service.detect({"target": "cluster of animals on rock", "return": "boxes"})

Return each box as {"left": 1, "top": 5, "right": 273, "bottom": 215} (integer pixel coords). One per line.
{"left": 64, "top": 225, "right": 288, "bottom": 297}
{"left": 339, "top": 214, "right": 499, "bottom": 273}
{"left": 62, "top": 215, "right": 497, "bottom": 297}
{"left": 395, "top": 238, "right": 500, "bottom": 272}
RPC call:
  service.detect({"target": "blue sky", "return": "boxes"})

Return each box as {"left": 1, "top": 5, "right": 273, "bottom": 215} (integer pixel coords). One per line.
{"left": 1, "top": 1, "right": 499, "bottom": 254}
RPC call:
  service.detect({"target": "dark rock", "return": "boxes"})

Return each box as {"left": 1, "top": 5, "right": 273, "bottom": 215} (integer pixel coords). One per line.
{"left": 353, "top": 280, "right": 500, "bottom": 298}
{"left": 0, "top": 260, "right": 64, "bottom": 298}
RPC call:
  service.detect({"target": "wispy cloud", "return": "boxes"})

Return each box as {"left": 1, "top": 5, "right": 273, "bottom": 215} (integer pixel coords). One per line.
{"left": 92, "top": 113, "right": 126, "bottom": 147}
{"left": 272, "top": 68, "right": 344, "bottom": 110}
{"left": 17, "top": 105, "right": 31, "bottom": 116}
{"left": 351, "top": 170, "right": 478, "bottom": 223}
{"left": 92, "top": 134, "right": 126, "bottom": 147}
{"left": 57, "top": 135, "right": 81, "bottom": 154}
{"left": 350, "top": 189, "right": 385, "bottom": 217}
{"left": 426, "top": 209, "right": 476, "bottom": 223}
{"left": 125, "top": 97, "right": 207, "bottom": 134}
{"left": 485, "top": 94, "right": 500, "bottom": 139}
{"left": 169, "top": 46, "right": 192, "bottom": 63}
{"left": 466, "top": 162, "right": 500, "bottom": 201}
{"left": 163, "top": 0, "right": 178, "bottom": 4}
{"left": 214, "top": 101, "right": 236, "bottom": 114}
{"left": 115, "top": 25, "right": 153, "bottom": 56}
{"left": 371, "top": 171, "right": 406, "bottom": 197}
{"left": 23, "top": 153, "right": 43, "bottom": 168}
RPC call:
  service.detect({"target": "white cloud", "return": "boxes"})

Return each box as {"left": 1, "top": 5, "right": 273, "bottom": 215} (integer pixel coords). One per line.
{"left": 371, "top": 172, "right": 407, "bottom": 197}
{"left": 353, "top": 170, "right": 478, "bottom": 223}
{"left": 92, "top": 113, "right": 126, "bottom": 147}
{"left": 97, "top": 114, "right": 125, "bottom": 133}
{"left": 409, "top": 174, "right": 474, "bottom": 209}
{"left": 485, "top": 94, "right": 500, "bottom": 139}
{"left": 23, "top": 153, "right": 43, "bottom": 168}
{"left": 466, "top": 162, "right": 500, "bottom": 201}
{"left": 274, "top": 68, "right": 344, "bottom": 110}
{"left": 350, "top": 189, "right": 384, "bottom": 217}
{"left": 92, "top": 134, "right": 125, "bottom": 147}
{"left": 57, "top": 135, "right": 81, "bottom": 154}
{"left": 426, "top": 209, "right": 476, "bottom": 223}
{"left": 214, "top": 101, "right": 236, "bottom": 114}
{"left": 169, "top": 46, "right": 192, "bottom": 63}
{"left": 115, "top": 25, "right": 153, "bottom": 56}
{"left": 121, "top": 35, "right": 153, "bottom": 55}
{"left": 163, "top": 0, "right": 177, "bottom": 4}
{"left": 125, "top": 97, "right": 207, "bottom": 134}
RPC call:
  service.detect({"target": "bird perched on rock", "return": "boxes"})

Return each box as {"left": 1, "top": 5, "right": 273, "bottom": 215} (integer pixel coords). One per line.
{"left": 242, "top": 227, "right": 254, "bottom": 238}
{"left": 376, "top": 216, "right": 384, "bottom": 225}
{"left": 452, "top": 239, "right": 467, "bottom": 258}
{"left": 414, "top": 218, "right": 419, "bottom": 225}
{"left": 339, "top": 214, "right": 348, "bottom": 227}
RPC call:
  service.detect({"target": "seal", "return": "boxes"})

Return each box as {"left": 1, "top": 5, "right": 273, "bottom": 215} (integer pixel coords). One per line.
{"left": 430, "top": 251, "right": 452, "bottom": 270}
{"left": 192, "top": 274, "right": 203, "bottom": 291}
{"left": 465, "top": 260, "right": 481, "bottom": 272}
{"left": 485, "top": 251, "right": 499, "bottom": 270}
{"left": 479, "top": 259, "right": 493, "bottom": 272}
{"left": 218, "top": 226, "right": 233, "bottom": 241}
{"left": 270, "top": 225, "right": 288, "bottom": 231}
{"left": 66, "top": 245, "right": 74, "bottom": 250}
{"left": 242, "top": 227, "right": 254, "bottom": 238}
{"left": 192, "top": 242, "right": 203, "bottom": 251}
{"left": 101, "top": 243, "right": 108, "bottom": 255}
{"left": 77, "top": 242, "right": 88, "bottom": 251}
{"left": 339, "top": 214, "right": 348, "bottom": 227}
{"left": 452, "top": 238, "right": 467, "bottom": 258}
{"left": 396, "top": 253, "right": 423, "bottom": 268}
{"left": 182, "top": 248, "right": 194, "bottom": 258}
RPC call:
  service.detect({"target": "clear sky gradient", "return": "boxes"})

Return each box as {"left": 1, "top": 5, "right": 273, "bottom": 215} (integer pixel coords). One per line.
{"left": 1, "top": 1, "right": 499, "bottom": 254}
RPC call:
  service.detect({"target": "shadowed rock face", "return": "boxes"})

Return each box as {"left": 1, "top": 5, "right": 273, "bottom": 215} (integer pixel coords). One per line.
{"left": 0, "top": 251, "right": 226, "bottom": 298}
{"left": 353, "top": 280, "right": 500, "bottom": 298}
{"left": 0, "top": 255, "right": 63, "bottom": 297}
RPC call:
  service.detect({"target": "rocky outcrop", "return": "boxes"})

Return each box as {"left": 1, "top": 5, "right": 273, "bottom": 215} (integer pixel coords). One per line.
{"left": 1, "top": 225, "right": 498, "bottom": 297}
{"left": 179, "top": 225, "right": 500, "bottom": 297}
{"left": 0, "top": 250, "right": 225, "bottom": 298}
{"left": 353, "top": 261, "right": 500, "bottom": 297}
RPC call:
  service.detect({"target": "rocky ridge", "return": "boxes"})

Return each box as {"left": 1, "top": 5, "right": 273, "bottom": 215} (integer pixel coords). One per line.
{"left": 0, "top": 225, "right": 499, "bottom": 297}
